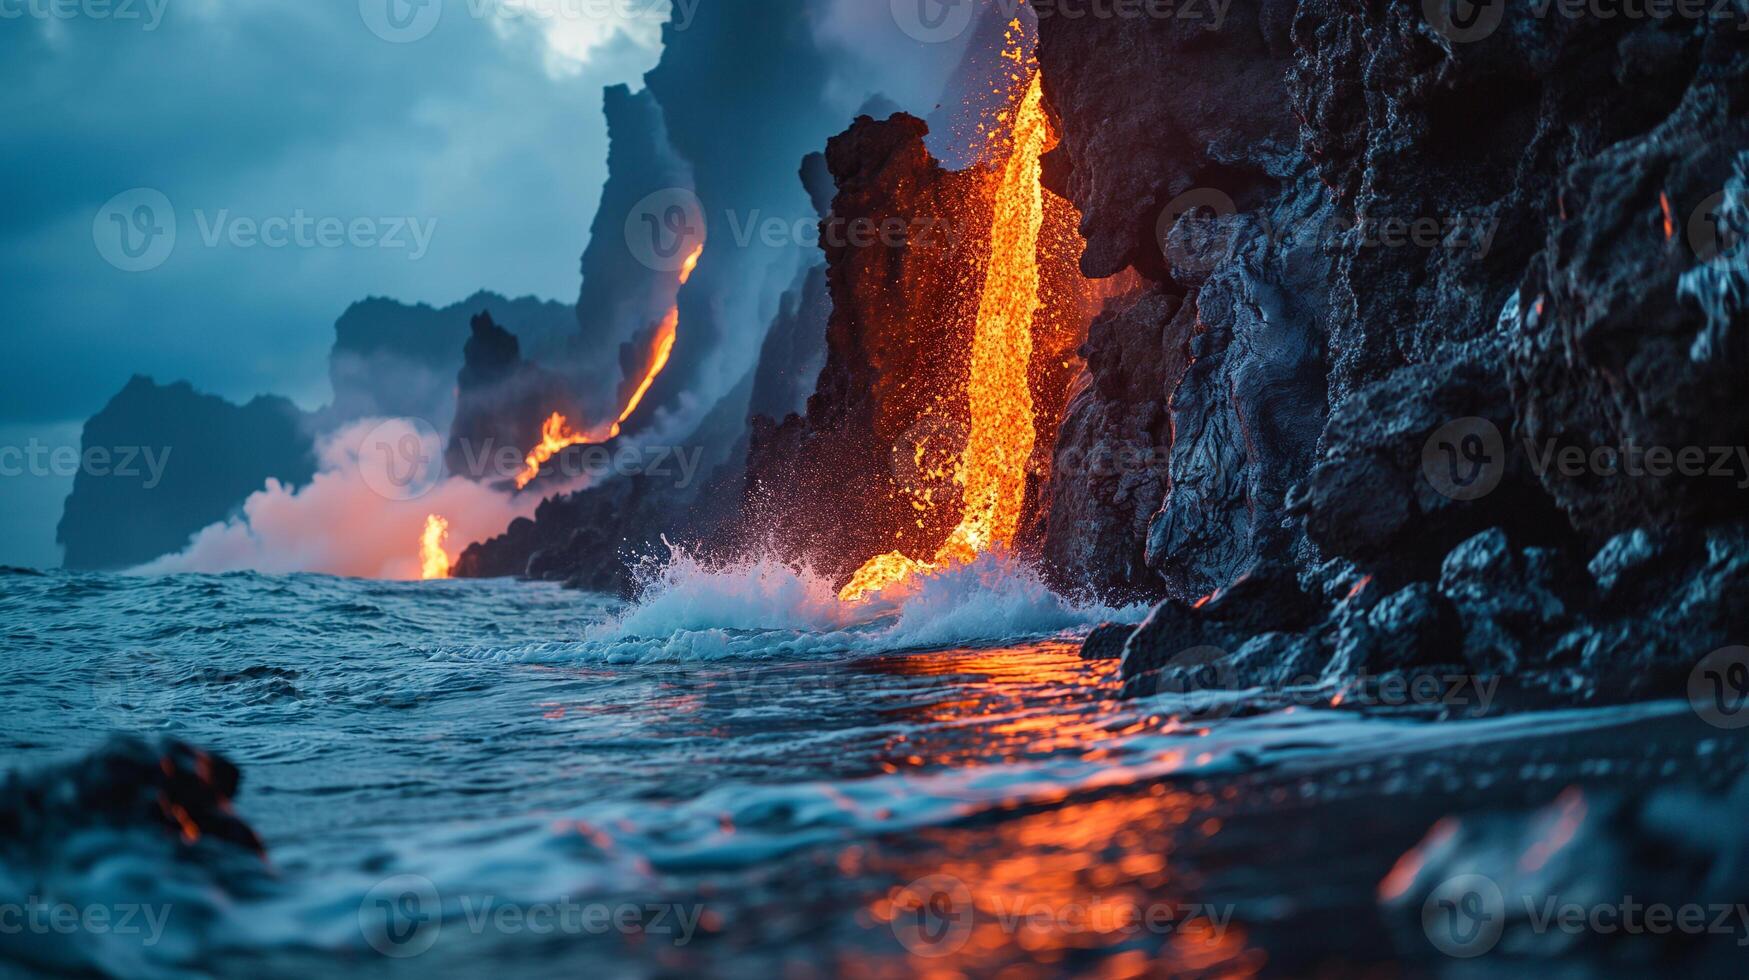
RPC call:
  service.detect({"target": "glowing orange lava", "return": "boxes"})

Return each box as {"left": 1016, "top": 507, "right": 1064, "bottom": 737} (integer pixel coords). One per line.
{"left": 420, "top": 513, "right": 451, "bottom": 580}
{"left": 839, "top": 70, "right": 1053, "bottom": 602}
{"left": 513, "top": 243, "right": 703, "bottom": 490}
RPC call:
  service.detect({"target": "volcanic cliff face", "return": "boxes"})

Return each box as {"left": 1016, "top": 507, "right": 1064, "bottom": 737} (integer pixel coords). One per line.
{"left": 1035, "top": 2, "right": 1749, "bottom": 701}
{"left": 57, "top": 377, "right": 316, "bottom": 570}
{"left": 738, "top": 108, "right": 1091, "bottom": 581}
{"left": 325, "top": 290, "right": 577, "bottom": 431}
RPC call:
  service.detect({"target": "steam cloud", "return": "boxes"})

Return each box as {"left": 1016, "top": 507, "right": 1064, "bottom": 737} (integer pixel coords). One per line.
{"left": 138, "top": 419, "right": 542, "bottom": 580}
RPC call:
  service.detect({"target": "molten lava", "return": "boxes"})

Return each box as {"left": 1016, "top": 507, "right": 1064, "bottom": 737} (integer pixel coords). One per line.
{"left": 512, "top": 244, "right": 703, "bottom": 490}
{"left": 420, "top": 513, "right": 452, "bottom": 580}
{"left": 839, "top": 70, "right": 1053, "bottom": 602}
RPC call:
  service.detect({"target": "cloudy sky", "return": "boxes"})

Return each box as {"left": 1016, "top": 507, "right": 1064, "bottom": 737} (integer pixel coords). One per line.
{"left": 0, "top": 0, "right": 668, "bottom": 567}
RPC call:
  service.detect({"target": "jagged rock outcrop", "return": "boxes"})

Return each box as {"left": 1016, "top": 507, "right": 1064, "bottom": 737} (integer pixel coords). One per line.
{"left": 57, "top": 377, "right": 316, "bottom": 570}
{"left": 740, "top": 113, "right": 990, "bottom": 575}
{"left": 443, "top": 313, "right": 584, "bottom": 485}
{"left": 568, "top": 83, "right": 699, "bottom": 425}
{"left": 325, "top": 290, "right": 576, "bottom": 430}
{"left": 738, "top": 110, "right": 1090, "bottom": 582}
{"left": 1039, "top": 1, "right": 1329, "bottom": 600}
{"left": 1038, "top": 5, "right": 1749, "bottom": 701}
{"left": 0, "top": 736, "right": 263, "bottom": 857}
{"left": 1036, "top": 286, "right": 1185, "bottom": 601}
{"left": 453, "top": 371, "right": 754, "bottom": 593}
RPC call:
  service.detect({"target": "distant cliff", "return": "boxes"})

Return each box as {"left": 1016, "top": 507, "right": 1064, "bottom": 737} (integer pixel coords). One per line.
{"left": 57, "top": 377, "right": 316, "bottom": 570}
{"left": 326, "top": 290, "right": 576, "bottom": 430}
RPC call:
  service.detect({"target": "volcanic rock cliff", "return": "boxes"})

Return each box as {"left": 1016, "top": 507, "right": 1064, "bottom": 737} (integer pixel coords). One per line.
{"left": 57, "top": 377, "right": 316, "bottom": 570}
{"left": 1036, "top": 2, "right": 1749, "bottom": 702}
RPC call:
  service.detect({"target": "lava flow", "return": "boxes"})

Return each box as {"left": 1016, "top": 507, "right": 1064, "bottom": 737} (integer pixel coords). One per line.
{"left": 420, "top": 513, "right": 452, "bottom": 580}
{"left": 838, "top": 70, "right": 1053, "bottom": 603}
{"left": 513, "top": 242, "right": 704, "bottom": 490}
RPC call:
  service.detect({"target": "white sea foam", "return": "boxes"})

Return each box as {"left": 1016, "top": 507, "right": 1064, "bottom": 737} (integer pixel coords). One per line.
{"left": 503, "top": 545, "right": 1147, "bottom": 664}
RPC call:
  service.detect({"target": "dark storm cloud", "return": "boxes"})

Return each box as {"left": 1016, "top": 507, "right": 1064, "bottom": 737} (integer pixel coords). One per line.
{"left": 0, "top": 0, "right": 660, "bottom": 565}
{"left": 0, "top": 2, "right": 658, "bottom": 425}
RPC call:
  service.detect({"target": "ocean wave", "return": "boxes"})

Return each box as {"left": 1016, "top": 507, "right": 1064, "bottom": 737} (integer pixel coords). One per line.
{"left": 468, "top": 546, "right": 1147, "bottom": 665}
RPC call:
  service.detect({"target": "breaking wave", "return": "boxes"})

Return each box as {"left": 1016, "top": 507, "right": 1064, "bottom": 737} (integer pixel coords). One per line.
{"left": 470, "top": 545, "right": 1147, "bottom": 665}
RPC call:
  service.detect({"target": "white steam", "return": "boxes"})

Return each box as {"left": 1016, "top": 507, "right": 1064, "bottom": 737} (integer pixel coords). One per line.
{"left": 137, "top": 418, "right": 545, "bottom": 580}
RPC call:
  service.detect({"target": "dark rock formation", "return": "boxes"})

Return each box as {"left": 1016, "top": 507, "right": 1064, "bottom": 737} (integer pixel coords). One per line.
{"left": 1038, "top": 5, "right": 1749, "bottom": 705}
{"left": 57, "top": 377, "right": 316, "bottom": 570}
{"left": 738, "top": 110, "right": 1091, "bottom": 582}
{"left": 1036, "top": 286, "right": 1185, "bottom": 601}
{"left": 568, "top": 82, "right": 698, "bottom": 427}
{"left": 453, "top": 371, "right": 754, "bottom": 594}
{"left": 747, "top": 262, "right": 830, "bottom": 425}
{"left": 739, "top": 113, "right": 989, "bottom": 576}
{"left": 0, "top": 737, "right": 263, "bottom": 856}
{"left": 443, "top": 312, "right": 584, "bottom": 486}
{"left": 637, "top": 0, "right": 844, "bottom": 438}
{"left": 325, "top": 290, "right": 577, "bottom": 430}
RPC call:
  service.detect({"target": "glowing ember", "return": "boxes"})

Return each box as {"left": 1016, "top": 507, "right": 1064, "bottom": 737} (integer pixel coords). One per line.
{"left": 513, "top": 244, "right": 703, "bottom": 490}
{"left": 420, "top": 513, "right": 452, "bottom": 580}
{"left": 839, "top": 70, "right": 1052, "bottom": 602}
{"left": 1660, "top": 191, "right": 1676, "bottom": 240}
